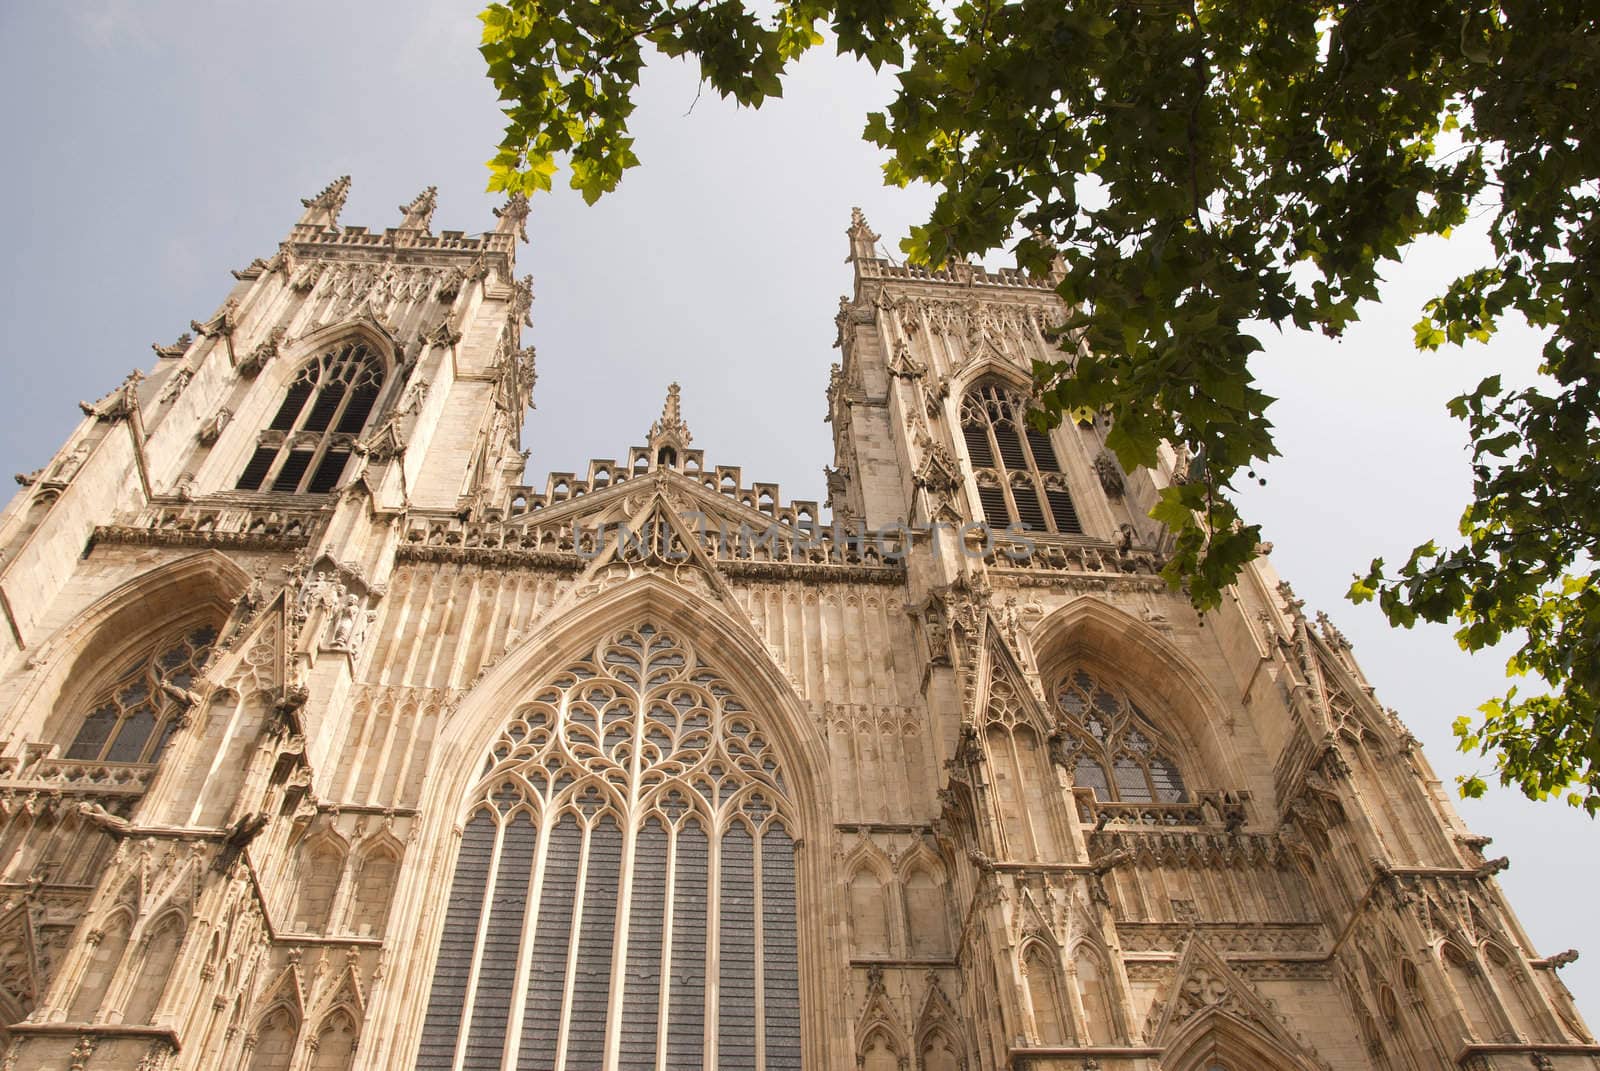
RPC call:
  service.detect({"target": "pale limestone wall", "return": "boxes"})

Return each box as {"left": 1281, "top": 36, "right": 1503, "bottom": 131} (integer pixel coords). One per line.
{"left": 0, "top": 195, "right": 1587, "bottom": 1071}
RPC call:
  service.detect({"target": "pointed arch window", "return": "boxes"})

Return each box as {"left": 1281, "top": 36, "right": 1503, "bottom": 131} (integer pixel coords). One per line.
{"left": 64, "top": 625, "right": 217, "bottom": 765}
{"left": 416, "top": 623, "right": 802, "bottom": 1071}
{"left": 1055, "top": 668, "right": 1188, "bottom": 803}
{"left": 959, "top": 383, "right": 1081, "bottom": 534}
{"left": 236, "top": 341, "right": 386, "bottom": 494}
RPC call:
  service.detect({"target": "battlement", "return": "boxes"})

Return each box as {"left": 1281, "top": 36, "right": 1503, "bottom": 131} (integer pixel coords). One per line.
{"left": 398, "top": 509, "right": 904, "bottom": 580}
{"left": 281, "top": 175, "right": 528, "bottom": 267}
{"left": 503, "top": 382, "right": 825, "bottom": 530}
{"left": 503, "top": 451, "right": 821, "bottom": 532}
{"left": 855, "top": 256, "right": 1058, "bottom": 293}
{"left": 286, "top": 223, "right": 518, "bottom": 262}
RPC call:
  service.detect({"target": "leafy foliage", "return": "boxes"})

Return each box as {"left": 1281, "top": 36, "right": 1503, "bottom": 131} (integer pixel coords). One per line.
{"left": 479, "top": 0, "right": 1600, "bottom": 809}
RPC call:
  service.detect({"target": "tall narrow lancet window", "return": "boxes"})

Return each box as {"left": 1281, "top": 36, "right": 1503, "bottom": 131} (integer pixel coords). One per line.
{"left": 1055, "top": 668, "right": 1189, "bottom": 803}
{"left": 236, "top": 340, "right": 386, "bottom": 494}
{"left": 65, "top": 625, "right": 217, "bottom": 765}
{"left": 416, "top": 623, "right": 802, "bottom": 1071}
{"left": 959, "top": 383, "right": 1082, "bottom": 534}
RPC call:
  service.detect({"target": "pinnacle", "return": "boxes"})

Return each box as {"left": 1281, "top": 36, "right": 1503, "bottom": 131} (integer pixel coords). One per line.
{"left": 494, "top": 193, "right": 531, "bottom": 243}
{"left": 846, "top": 206, "right": 879, "bottom": 262}
{"left": 297, "top": 175, "right": 352, "bottom": 228}
{"left": 848, "top": 206, "right": 877, "bottom": 239}
{"left": 301, "top": 175, "right": 351, "bottom": 211}
{"left": 648, "top": 382, "right": 691, "bottom": 447}
{"left": 398, "top": 186, "right": 439, "bottom": 231}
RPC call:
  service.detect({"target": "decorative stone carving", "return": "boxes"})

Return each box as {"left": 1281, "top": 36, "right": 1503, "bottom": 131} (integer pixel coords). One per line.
{"left": 79, "top": 368, "right": 143, "bottom": 421}
{"left": 196, "top": 407, "right": 231, "bottom": 446}
{"left": 325, "top": 593, "right": 375, "bottom": 661}
{"left": 1093, "top": 450, "right": 1124, "bottom": 497}
{"left": 238, "top": 326, "right": 286, "bottom": 377}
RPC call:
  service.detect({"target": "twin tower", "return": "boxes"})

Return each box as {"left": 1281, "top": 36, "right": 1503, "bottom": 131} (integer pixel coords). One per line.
{"left": 0, "top": 180, "right": 1588, "bottom": 1069}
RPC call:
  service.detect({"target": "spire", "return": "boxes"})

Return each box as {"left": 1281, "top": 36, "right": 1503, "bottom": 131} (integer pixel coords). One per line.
{"left": 647, "top": 382, "right": 692, "bottom": 453}
{"left": 493, "top": 192, "right": 530, "bottom": 243}
{"left": 398, "top": 186, "right": 438, "bottom": 232}
{"left": 298, "top": 175, "right": 351, "bottom": 229}
{"left": 846, "top": 206, "right": 879, "bottom": 263}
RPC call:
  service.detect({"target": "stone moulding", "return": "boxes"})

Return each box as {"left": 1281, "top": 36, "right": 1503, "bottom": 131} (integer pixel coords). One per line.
{"left": 91, "top": 524, "right": 313, "bottom": 553}
{"left": 89, "top": 503, "right": 325, "bottom": 553}
{"left": 1117, "top": 922, "right": 1328, "bottom": 956}
{"left": 392, "top": 541, "right": 906, "bottom": 585}
{"left": 0, "top": 757, "right": 156, "bottom": 799}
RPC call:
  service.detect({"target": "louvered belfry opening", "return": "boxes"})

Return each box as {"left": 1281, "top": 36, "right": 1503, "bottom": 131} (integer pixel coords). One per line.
{"left": 416, "top": 623, "right": 803, "bottom": 1071}
{"left": 958, "top": 383, "right": 1083, "bottom": 535}
{"left": 236, "top": 340, "right": 386, "bottom": 494}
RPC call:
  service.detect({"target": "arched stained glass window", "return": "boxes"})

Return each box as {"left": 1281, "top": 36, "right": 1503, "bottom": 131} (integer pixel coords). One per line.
{"left": 1055, "top": 668, "right": 1188, "bottom": 803}
{"left": 65, "top": 625, "right": 217, "bottom": 765}
{"left": 237, "top": 341, "right": 386, "bottom": 494}
{"left": 416, "top": 623, "right": 802, "bottom": 1071}
{"left": 960, "top": 383, "right": 1081, "bottom": 534}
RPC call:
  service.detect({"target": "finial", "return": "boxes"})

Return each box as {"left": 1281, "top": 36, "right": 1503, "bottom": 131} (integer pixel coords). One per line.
{"left": 398, "top": 186, "right": 438, "bottom": 232}
{"left": 648, "top": 382, "right": 692, "bottom": 449}
{"left": 494, "top": 193, "right": 530, "bottom": 243}
{"left": 846, "top": 206, "right": 880, "bottom": 263}
{"left": 298, "top": 175, "right": 351, "bottom": 228}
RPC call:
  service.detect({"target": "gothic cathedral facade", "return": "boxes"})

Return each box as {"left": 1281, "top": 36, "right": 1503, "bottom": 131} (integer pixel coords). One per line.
{"left": 0, "top": 180, "right": 1590, "bottom": 1071}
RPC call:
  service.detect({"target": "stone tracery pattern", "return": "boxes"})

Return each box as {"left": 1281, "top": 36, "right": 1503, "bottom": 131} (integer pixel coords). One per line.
{"left": 65, "top": 625, "right": 218, "bottom": 765}
{"left": 416, "top": 622, "right": 799, "bottom": 1071}
{"left": 236, "top": 340, "right": 386, "bottom": 495}
{"left": 959, "top": 384, "right": 1081, "bottom": 535}
{"left": 1055, "top": 668, "right": 1188, "bottom": 803}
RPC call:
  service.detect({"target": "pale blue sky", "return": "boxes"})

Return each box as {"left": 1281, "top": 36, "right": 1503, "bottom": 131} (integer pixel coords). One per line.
{"left": 1, "top": 1, "right": 1594, "bottom": 1019}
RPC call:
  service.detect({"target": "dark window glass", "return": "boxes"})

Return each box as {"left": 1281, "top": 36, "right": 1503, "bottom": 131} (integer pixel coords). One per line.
{"left": 978, "top": 485, "right": 1011, "bottom": 527}
{"left": 1012, "top": 483, "right": 1048, "bottom": 532}
{"left": 306, "top": 450, "right": 350, "bottom": 495}
{"left": 567, "top": 817, "right": 621, "bottom": 1067}
{"left": 301, "top": 386, "right": 345, "bottom": 433}
{"left": 1046, "top": 489, "right": 1082, "bottom": 534}
{"left": 1025, "top": 427, "right": 1060, "bottom": 471}
{"left": 337, "top": 385, "right": 380, "bottom": 433}
{"left": 620, "top": 820, "right": 668, "bottom": 1068}
{"left": 463, "top": 814, "right": 536, "bottom": 1070}
{"left": 242, "top": 341, "right": 387, "bottom": 494}
{"left": 271, "top": 451, "right": 314, "bottom": 493}
{"left": 1114, "top": 757, "right": 1154, "bottom": 803}
{"left": 963, "top": 423, "right": 995, "bottom": 467}
{"left": 762, "top": 827, "right": 802, "bottom": 1069}
{"left": 269, "top": 381, "right": 314, "bottom": 431}
{"left": 1057, "top": 669, "right": 1189, "bottom": 805}
{"left": 519, "top": 815, "right": 579, "bottom": 1066}
{"left": 418, "top": 624, "right": 803, "bottom": 1071}
{"left": 66, "top": 626, "right": 216, "bottom": 765}
{"left": 993, "top": 423, "right": 1028, "bottom": 470}
{"left": 236, "top": 447, "right": 277, "bottom": 491}
{"left": 415, "top": 812, "right": 495, "bottom": 1070}
{"left": 719, "top": 825, "right": 757, "bottom": 1069}
{"left": 1075, "top": 756, "right": 1110, "bottom": 799}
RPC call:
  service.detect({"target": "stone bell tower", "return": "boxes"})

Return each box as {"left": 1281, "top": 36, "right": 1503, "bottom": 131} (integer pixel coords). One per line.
{"left": 0, "top": 178, "right": 534, "bottom": 1068}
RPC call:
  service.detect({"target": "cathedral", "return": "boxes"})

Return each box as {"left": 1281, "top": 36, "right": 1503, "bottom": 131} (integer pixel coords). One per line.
{"left": 0, "top": 177, "right": 1591, "bottom": 1071}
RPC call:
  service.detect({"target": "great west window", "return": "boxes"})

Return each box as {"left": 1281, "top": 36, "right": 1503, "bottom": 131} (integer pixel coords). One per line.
{"left": 416, "top": 623, "right": 802, "bottom": 1071}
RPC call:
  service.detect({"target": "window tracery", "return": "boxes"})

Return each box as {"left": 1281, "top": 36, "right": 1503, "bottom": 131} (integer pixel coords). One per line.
{"left": 1054, "top": 668, "right": 1189, "bottom": 803}
{"left": 64, "top": 625, "right": 217, "bottom": 765}
{"left": 959, "top": 383, "right": 1082, "bottom": 534}
{"left": 416, "top": 623, "right": 801, "bottom": 1071}
{"left": 236, "top": 340, "right": 386, "bottom": 494}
